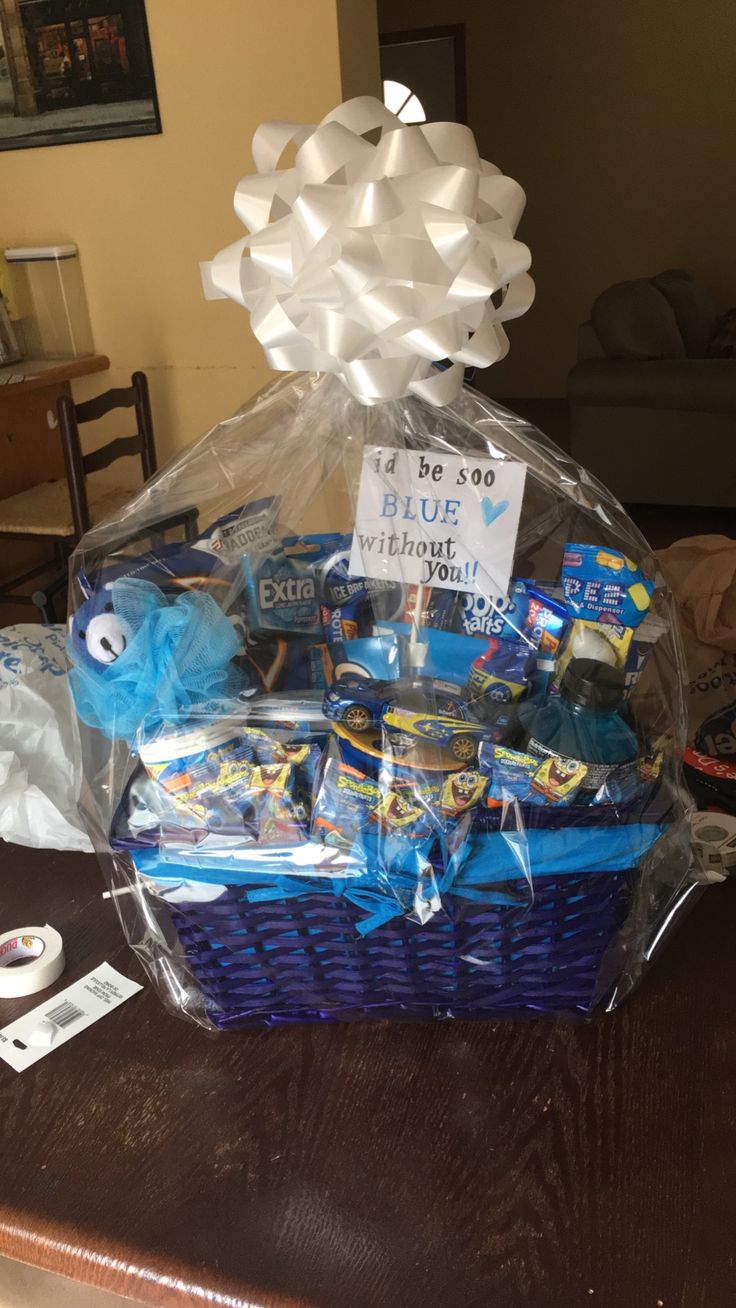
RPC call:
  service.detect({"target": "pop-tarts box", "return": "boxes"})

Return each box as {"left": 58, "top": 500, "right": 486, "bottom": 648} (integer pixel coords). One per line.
{"left": 458, "top": 579, "right": 529, "bottom": 639}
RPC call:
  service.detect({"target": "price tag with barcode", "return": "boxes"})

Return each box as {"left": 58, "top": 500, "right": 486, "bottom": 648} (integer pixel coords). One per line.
{"left": 0, "top": 962, "right": 142, "bottom": 1073}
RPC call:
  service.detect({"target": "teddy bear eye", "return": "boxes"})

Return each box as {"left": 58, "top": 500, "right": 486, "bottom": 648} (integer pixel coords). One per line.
{"left": 79, "top": 630, "right": 86, "bottom": 640}
{"left": 104, "top": 602, "right": 114, "bottom": 613}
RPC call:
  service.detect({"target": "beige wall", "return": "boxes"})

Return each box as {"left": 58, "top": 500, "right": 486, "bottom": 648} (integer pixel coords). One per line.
{"left": 338, "top": 0, "right": 381, "bottom": 100}
{"left": 379, "top": 0, "right": 736, "bottom": 397}
{"left": 1, "top": 0, "right": 380, "bottom": 463}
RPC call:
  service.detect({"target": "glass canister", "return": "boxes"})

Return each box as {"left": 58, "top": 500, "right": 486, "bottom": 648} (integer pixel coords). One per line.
{"left": 3, "top": 244, "right": 94, "bottom": 359}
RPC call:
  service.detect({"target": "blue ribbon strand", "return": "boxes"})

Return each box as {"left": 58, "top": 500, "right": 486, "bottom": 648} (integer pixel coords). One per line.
{"left": 132, "top": 820, "right": 666, "bottom": 936}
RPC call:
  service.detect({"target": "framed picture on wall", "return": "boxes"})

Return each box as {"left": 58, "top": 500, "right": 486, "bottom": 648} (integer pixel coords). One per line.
{"left": 0, "top": 0, "right": 161, "bottom": 151}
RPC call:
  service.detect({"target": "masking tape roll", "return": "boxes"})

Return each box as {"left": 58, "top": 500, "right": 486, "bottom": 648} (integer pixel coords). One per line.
{"left": 0, "top": 926, "right": 65, "bottom": 999}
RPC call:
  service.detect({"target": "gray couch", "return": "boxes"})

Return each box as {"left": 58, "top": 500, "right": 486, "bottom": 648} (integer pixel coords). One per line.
{"left": 567, "top": 270, "right": 736, "bottom": 506}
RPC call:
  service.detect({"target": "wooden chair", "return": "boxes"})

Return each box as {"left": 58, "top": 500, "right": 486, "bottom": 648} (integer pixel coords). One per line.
{"left": 0, "top": 371, "right": 157, "bottom": 621}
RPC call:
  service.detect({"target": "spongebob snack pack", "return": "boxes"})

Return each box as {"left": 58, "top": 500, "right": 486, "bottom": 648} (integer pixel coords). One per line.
{"left": 68, "top": 98, "right": 697, "bottom": 1031}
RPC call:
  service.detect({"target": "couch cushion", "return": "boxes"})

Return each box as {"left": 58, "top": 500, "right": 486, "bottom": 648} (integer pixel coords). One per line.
{"left": 567, "top": 357, "right": 736, "bottom": 412}
{"left": 576, "top": 320, "right": 607, "bottom": 360}
{"left": 651, "top": 269, "right": 718, "bottom": 357}
{"left": 591, "top": 279, "right": 686, "bottom": 360}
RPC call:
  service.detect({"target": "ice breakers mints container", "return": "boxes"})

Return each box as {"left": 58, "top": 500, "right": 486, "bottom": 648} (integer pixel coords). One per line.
{"left": 518, "top": 657, "right": 638, "bottom": 793}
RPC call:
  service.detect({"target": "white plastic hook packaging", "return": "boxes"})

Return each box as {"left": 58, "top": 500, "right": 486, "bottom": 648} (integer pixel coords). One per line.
{"left": 67, "top": 99, "right": 695, "bottom": 1031}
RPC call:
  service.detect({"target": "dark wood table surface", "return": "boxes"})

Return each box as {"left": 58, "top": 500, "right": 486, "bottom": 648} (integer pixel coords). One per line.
{"left": 0, "top": 842, "right": 734, "bottom": 1308}
{"left": 0, "top": 354, "right": 109, "bottom": 394}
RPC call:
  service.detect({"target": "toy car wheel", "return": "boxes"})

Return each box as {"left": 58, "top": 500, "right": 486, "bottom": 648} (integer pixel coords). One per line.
{"left": 488, "top": 685, "right": 512, "bottom": 703}
{"left": 345, "top": 704, "right": 371, "bottom": 732}
{"left": 450, "top": 734, "right": 477, "bottom": 763}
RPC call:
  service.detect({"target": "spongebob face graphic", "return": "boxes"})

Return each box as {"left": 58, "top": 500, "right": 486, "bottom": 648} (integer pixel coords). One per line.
{"left": 441, "top": 770, "right": 485, "bottom": 814}
{"left": 546, "top": 758, "right": 580, "bottom": 789}
{"left": 530, "top": 755, "right": 588, "bottom": 802}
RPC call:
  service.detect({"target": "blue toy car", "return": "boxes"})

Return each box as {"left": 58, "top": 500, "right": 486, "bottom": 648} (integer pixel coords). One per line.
{"left": 323, "top": 675, "right": 490, "bottom": 762}
{"left": 381, "top": 705, "right": 490, "bottom": 762}
{"left": 324, "top": 674, "right": 463, "bottom": 728}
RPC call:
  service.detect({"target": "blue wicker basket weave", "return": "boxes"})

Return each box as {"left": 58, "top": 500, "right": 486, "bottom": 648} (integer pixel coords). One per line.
{"left": 153, "top": 866, "right": 632, "bottom": 1028}
{"left": 121, "top": 790, "right": 672, "bottom": 1028}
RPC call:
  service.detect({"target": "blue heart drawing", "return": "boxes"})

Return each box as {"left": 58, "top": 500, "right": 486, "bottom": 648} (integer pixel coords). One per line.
{"left": 481, "top": 496, "right": 509, "bottom": 527}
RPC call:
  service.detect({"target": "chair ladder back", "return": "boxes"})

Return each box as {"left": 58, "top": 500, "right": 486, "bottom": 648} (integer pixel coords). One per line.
{"left": 83, "top": 436, "right": 145, "bottom": 476}
{"left": 57, "top": 372, "right": 157, "bottom": 538}
{"left": 74, "top": 385, "right": 136, "bottom": 423}
{"left": 133, "top": 371, "right": 157, "bottom": 479}
{"left": 57, "top": 391, "right": 91, "bottom": 539}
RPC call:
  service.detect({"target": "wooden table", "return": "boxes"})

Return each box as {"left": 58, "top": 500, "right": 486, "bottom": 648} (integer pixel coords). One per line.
{"left": 0, "top": 356, "right": 109, "bottom": 620}
{"left": 0, "top": 355, "right": 110, "bottom": 486}
{"left": 0, "top": 842, "right": 733, "bottom": 1308}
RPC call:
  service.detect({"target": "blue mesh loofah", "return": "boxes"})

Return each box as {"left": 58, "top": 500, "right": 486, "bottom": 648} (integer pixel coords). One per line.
{"left": 68, "top": 578, "right": 246, "bottom": 741}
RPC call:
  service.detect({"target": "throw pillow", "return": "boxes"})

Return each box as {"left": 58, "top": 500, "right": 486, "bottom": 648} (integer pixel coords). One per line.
{"left": 651, "top": 269, "right": 718, "bottom": 358}
{"left": 591, "top": 279, "right": 686, "bottom": 360}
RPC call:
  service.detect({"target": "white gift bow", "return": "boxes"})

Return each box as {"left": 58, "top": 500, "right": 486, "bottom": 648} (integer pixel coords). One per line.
{"left": 201, "top": 96, "right": 534, "bottom": 406}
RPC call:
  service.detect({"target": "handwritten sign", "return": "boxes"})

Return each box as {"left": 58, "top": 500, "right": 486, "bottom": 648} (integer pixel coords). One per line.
{"left": 349, "top": 446, "right": 527, "bottom": 600}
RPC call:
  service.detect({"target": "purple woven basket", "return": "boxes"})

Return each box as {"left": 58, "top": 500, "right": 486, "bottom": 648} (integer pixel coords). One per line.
{"left": 164, "top": 869, "right": 632, "bottom": 1028}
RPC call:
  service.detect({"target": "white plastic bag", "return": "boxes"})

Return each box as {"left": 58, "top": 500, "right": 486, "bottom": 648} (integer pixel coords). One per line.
{"left": 0, "top": 625, "right": 92, "bottom": 852}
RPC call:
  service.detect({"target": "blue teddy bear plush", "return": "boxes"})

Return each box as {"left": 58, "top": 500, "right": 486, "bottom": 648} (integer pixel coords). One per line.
{"left": 67, "top": 578, "right": 247, "bottom": 740}
{"left": 68, "top": 585, "right": 132, "bottom": 668}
